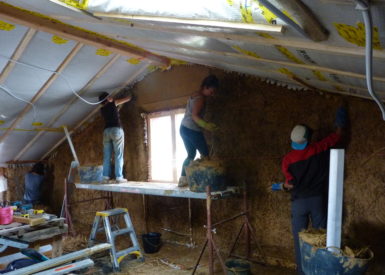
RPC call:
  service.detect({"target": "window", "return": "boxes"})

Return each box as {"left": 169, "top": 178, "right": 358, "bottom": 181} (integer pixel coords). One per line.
{"left": 147, "top": 109, "right": 196, "bottom": 182}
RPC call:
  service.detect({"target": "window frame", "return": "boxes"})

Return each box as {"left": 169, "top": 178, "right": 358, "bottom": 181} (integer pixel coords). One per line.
{"left": 146, "top": 108, "right": 185, "bottom": 183}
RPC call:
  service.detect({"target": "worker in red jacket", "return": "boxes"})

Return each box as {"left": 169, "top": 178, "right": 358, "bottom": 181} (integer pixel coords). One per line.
{"left": 278, "top": 107, "right": 347, "bottom": 275}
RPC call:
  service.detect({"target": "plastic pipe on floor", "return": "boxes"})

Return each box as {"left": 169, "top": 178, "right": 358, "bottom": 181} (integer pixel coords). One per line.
{"left": 327, "top": 149, "right": 345, "bottom": 252}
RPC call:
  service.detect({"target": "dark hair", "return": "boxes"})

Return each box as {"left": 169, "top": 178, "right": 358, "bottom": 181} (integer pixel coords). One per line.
{"left": 99, "top": 92, "right": 109, "bottom": 103}
{"left": 200, "top": 75, "right": 219, "bottom": 89}
{"left": 31, "top": 162, "right": 44, "bottom": 175}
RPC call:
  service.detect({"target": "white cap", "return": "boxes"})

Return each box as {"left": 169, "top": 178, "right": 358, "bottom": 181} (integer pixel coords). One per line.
{"left": 290, "top": 125, "right": 308, "bottom": 144}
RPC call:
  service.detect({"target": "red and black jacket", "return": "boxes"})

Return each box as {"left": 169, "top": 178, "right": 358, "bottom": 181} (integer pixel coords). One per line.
{"left": 282, "top": 132, "right": 341, "bottom": 200}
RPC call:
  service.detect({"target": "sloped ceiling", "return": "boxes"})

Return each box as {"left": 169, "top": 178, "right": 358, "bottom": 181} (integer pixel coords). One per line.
{"left": 0, "top": 0, "right": 385, "bottom": 165}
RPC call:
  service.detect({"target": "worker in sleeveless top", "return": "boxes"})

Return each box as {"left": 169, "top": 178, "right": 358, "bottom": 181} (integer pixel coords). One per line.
{"left": 178, "top": 75, "right": 219, "bottom": 187}
{"left": 280, "top": 107, "right": 347, "bottom": 275}
{"left": 99, "top": 92, "right": 132, "bottom": 183}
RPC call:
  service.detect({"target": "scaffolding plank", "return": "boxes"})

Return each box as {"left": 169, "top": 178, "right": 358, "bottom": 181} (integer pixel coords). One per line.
{"left": 75, "top": 181, "right": 238, "bottom": 199}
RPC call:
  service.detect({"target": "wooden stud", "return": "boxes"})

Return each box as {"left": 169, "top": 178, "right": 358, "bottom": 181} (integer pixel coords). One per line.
{"left": 0, "top": 2, "right": 169, "bottom": 66}
{"left": 0, "top": 43, "right": 83, "bottom": 145}
{"left": 0, "top": 28, "right": 36, "bottom": 84}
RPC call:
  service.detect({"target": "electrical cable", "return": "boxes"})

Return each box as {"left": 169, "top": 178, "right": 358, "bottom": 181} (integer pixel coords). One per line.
{"left": 0, "top": 54, "right": 106, "bottom": 105}
{"left": 355, "top": 0, "right": 385, "bottom": 120}
{"left": 0, "top": 84, "right": 37, "bottom": 121}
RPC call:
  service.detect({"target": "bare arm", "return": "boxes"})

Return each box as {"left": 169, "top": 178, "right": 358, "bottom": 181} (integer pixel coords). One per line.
{"left": 115, "top": 95, "right": 132, "bottom": 106}
{"left": 191, "top": 96, "right": 205, "bottom": 124}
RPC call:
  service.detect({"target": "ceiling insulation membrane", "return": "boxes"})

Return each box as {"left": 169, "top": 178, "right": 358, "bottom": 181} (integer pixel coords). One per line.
{"left": 1, "top": 0, "right": 385, "bottom": 164}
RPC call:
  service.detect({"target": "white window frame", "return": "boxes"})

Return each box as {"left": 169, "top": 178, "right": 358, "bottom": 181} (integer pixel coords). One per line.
{"left": 147, "top": 108, "right": 185, "bottom": 183}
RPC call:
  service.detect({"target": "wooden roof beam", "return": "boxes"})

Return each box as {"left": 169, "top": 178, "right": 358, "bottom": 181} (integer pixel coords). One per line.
{"left": 51, "top": 15, "right": 385, "bottom": 59}
{"left": 0, "top": 28, "right": 36, "bottom": 83}
{"left": 0, "top": 2, "right": 169, "bottom": 67}
{"left": 269, "top": 0, "right": 329, "bottom": 42}
{"left": 111, "top": 33, "right": 385, "bottom": 83}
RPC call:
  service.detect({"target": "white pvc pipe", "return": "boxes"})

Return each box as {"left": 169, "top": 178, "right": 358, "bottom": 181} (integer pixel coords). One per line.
{"left": 326, "top": 149, "right": 345, "bottom": 251}
{"left": 355, "top": 0, "right": 385, "bottom": 120}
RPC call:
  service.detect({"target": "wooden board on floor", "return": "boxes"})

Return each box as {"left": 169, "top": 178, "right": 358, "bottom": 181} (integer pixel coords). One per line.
{"left": 13, "top": 216, "right": 45, "bottom": 226}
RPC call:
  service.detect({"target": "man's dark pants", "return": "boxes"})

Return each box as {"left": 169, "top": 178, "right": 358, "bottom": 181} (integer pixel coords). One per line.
{"left": 291, "top": 195, "right": 327, "bottom": 275}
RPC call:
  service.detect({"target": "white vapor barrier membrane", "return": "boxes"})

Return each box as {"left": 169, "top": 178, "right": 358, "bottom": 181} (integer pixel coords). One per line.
{"left": 88, "top": 0, "right": 284, "bottom": 23}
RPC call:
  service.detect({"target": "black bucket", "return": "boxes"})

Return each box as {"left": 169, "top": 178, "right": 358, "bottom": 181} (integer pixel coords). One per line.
{"left": 142, "top": 232, "right": 161, "bottom": 254}
{"left": 225, "top": 258, "right": 251, "bottom": 275}
{"left": 300, "top": 239, "right": 373, "bottom": 275}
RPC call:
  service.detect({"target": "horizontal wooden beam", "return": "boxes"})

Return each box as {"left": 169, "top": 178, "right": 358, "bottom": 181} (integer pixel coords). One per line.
{"left": 93, "top": 13, "right": 284, "bottom": 33}
{"left": 0, "top": 2, "right": 169, "bottom": 66}
{"left": 111, "top": 33, "right": 385, "bottom": 84}
{"left": 51, "top": 15, "right": 385, "bottom": 59}
{"left": 148, "top": 47, "right": 379, "bottom": 102}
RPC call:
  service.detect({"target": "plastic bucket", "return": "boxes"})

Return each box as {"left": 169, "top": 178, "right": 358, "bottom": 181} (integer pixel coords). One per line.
{"left": 142, "top": 232, "right": 161, "bottom": 254}
{"left": 186, "top": 160, "right": 226, "bottom": 192}
{"left": 225, "top": 258, "right": 251, "bottom": 275}
{"left": 0, "top": 207, "right": 13, "bottom": 225}
{"left": 300, "top": 239, "right": 373, "bottom": 275}
{"left": 78, "top": 165, "right": 103, "bottom": 183}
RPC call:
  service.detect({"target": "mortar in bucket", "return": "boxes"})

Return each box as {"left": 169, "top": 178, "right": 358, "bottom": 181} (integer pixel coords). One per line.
{"left": 299, "top": 232, "right": 373, "bottom": 275}
{"left": 225, "top": 258, "right": 251, "bottom": 275}
{"left": 142, "top": 232, "right": 161, "bottom": 254}
{"left": 78, "top": 165, "right": 103, "bottom": 183}
{"left": 185, "top": 159, "right": 226, "bottom": 192}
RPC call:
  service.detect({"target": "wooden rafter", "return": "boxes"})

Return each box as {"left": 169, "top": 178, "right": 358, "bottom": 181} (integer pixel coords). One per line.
{"left": 271, "top": 0, "right": 329, "bottom": 41}
{"left": 0, "top": 2, "right": 169, "bottom": 66}
{"left": 93, "top": 13, "right": 284, "bottom": 33}
{"left": 111, "top": 33, "right": 385, "bottom": 84}
{"left": 14, "top": 54, "right": 121, "bottom": 160}
{"left": 0, "top": 43, "right": 84, "bottom": 144}
{"left": 0, "top": 28, "right": 36, "bottom": 83}
{"left": 51, "top": 15, "right": 385, "bottom": 59}
{"left": 41, "top": 64, "right": 149, "bottom": 160}
{"left": 146, "top": 48, "right": 381, "bottom": 101}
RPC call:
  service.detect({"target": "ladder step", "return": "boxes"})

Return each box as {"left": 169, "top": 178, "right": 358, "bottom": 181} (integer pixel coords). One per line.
{"left": 116, "top": 247, "right": 141, "bottom": 258}
{"left": 96, "top": 208, "right": 128, "bottom": 217}
{"left": 112, "top": 228, "right": 132, "bottom": 237}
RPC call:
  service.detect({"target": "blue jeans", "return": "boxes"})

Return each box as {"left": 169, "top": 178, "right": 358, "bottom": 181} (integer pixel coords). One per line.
{"left": 103, "top": 127, "right": 124, "bottom": 179}
{"left": 180, "top": 125, "right": 209, "bottom": 176}
{"left": 291, "top": 195, "right": 327, "bottom": 275}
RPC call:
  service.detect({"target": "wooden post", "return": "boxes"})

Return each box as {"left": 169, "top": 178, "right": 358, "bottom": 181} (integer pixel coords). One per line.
{"left": 243, "top": 186, "right": 251, "bottom": 258}
{"left": 51, "top": 236, "right": 63, "bottom": 258}
{"left": 206, "top": 185, "right": 213, "bottom": 275}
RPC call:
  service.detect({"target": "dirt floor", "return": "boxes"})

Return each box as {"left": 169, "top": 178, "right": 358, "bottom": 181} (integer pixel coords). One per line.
{"left": 81, "top": 243, "right": 296, "bottom": 275}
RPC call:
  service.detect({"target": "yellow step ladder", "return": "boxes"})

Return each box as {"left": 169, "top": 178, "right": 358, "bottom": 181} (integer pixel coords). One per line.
{"left": 88, "top": 208, "right": 144, "bottom": 271}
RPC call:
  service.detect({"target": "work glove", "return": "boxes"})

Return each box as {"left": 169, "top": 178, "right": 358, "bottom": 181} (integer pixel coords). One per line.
{"left": 271, "top": 182, "right": 284, "bottom": 191}
{"left": 335, "top": 107, "right": 347, "bottom": 128}
{"left": 196, "top": 119, "right": 219, "bottom": 131}
{"left": 205, "top": 122, "right": 219, "bottom": 131}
